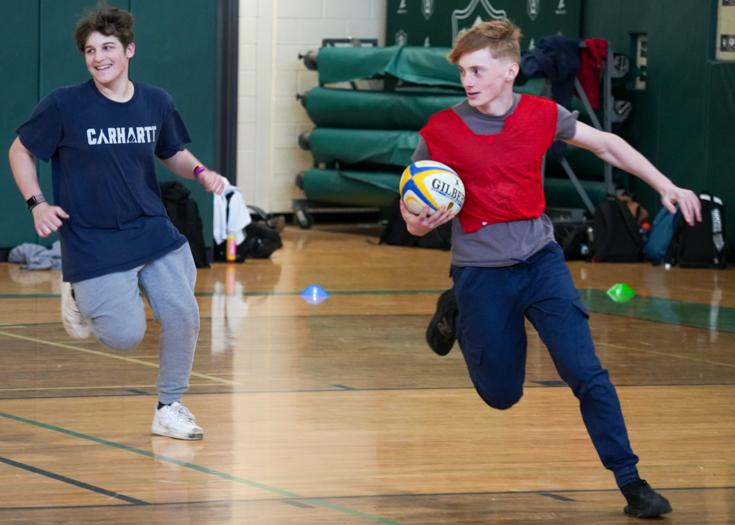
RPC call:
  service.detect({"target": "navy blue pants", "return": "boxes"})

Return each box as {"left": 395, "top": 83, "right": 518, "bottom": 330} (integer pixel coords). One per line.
{"left": 451, "top": 242, "right": 639, "bottom": 487}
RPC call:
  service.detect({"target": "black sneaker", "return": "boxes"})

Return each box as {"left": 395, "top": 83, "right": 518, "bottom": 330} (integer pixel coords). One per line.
{"left": 426, "top": 289, "right": 458, "bottom": 356}
{"left": 620, "top": 479, "right": 672, "bottom": 518}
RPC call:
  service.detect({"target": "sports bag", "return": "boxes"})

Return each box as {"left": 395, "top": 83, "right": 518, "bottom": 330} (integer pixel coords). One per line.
{"left": 591, "top": 196, "right": 644, "bottom": 262}
{"left": 666, "top": 192, "right": 727, "bottom": 269}
{"left": 380, "top": 196, "right": 452, "bottom": 251}
{"left": 553, "top": 221, "right": 592, "bottom": 260}
{"left": 213, "top": 200, "right": 283, "bottom": 262}
{"left": 644, "top": 205, "right": 681, "bottom": 265}
{"left": 160, "top": 181, "right": 210, "bottom": 268}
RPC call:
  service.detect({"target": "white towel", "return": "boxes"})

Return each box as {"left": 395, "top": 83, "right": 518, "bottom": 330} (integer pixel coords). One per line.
{"left": 213, "top": 177, "right": 251, "bottom": 245}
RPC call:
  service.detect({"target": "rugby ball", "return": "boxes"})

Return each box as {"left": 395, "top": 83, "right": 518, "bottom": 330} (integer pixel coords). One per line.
{"left": 399, "top": 161, "right": 465, "bottom": 216}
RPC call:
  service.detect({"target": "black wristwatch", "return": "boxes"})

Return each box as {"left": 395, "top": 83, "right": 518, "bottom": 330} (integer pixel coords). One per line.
{"left": 26, "top": 194, "right": 46, "bottom": 211}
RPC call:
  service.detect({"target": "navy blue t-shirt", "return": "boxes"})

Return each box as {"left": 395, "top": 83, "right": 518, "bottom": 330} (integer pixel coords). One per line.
{"left": 17, "top": 80, "right": 189, "bottom": 282}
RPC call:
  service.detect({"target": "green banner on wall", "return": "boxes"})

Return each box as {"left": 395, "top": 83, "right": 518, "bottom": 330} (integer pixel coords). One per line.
{"left": 386, "top": 0, "right": 581, "bottom": 50}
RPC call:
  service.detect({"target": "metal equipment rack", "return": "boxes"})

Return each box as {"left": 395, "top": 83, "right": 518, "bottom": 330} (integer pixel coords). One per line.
{"left": 543, "top": 40, "right": 630, "bottom": 215}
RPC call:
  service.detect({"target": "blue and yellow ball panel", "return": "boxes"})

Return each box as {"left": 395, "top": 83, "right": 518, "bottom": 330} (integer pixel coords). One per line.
{"left": 400, "top": 161, "right": 465, "bottom": 216}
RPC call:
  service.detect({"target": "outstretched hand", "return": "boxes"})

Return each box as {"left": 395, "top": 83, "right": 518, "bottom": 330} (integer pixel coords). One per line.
{"left": 197, "top": 169, "right": 225, "bottom": 195}
{"left": 399, "top": 199, "right": 453, "bottom": 236}
{"left": 660, "top": 185, "right": 701, "bottom": 226}
{"left": 32, "top": 202, "right": 69, "bottom": 238}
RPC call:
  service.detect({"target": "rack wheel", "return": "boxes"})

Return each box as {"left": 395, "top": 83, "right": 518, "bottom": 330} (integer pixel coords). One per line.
{"left": 295, "top": 210, "right": 314, "bottom": 229}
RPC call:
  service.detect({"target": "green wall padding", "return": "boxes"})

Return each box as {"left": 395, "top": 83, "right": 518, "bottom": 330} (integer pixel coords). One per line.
{"left": 129, "top": 0, "right": 217, "bottom": 245}
{"left": 309, "top": 129, "right": 419, "bottom": 167}
{"left": 304, "top": 88, "right": 464, "bottom": 130}
{"left": 301, "top": 169, "right": 400, "bottom": 208}
{"left": 318, "top": 46, "right": 460, "bottom": 87}
{"left": 0, "top": 2, "right": 42, "bottom": 247}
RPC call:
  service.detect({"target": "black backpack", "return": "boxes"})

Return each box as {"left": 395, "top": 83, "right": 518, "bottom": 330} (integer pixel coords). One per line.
{"left": 380, "top": 196, "right": 452, "bottom": 251}
{"left": 159, "top": 181, "right": 210, "bottom": 268}
{"left": 553, "top": 221, "right": 592, "bottom": 260}
{"left": 665, "top": 191, "right": 727, "bottom": 269}
{"left": 591, "top": 196, "right": 644, "bottom": 262}
{"left": 213, "top": 201, "right": 283, "bottom": 262}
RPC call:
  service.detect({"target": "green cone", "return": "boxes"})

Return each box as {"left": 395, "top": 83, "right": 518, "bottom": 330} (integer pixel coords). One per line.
{"left": 607, "top": 283, "right": 636, "bottom": 303}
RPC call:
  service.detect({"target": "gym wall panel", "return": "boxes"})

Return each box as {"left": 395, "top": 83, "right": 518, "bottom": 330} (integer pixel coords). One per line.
{"left": 650, "top": 2, "right": 710, "bottom": 195}
{"left": 385, "top": 0, "right": 581, "bottom": 48}
{"left": 131, "top": 0, "right": 218, "bottom": 244}
{"left": 39, "top": 0, "right": 110, "bottom": 92}
{"left": 705, "top": 63, "right": 735, "bottom": 224}
{"left": 0, "top": 2, "right": 41, "bottom": 247}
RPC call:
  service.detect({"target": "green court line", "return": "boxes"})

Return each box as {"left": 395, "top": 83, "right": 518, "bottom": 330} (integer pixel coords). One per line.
{"left": 0, "top": 411, "right": 405, "bottom": 525}
{"left": 3, "top": 288, "right": 735, "bottom": 333}
{"left": 210, "top": 288, "right": 735, "bottom": 333}
{"left": 579, "top": 289, "right": 735, "bottom": 333}
{"left": 0, "top": 290, "right": 447, "bottom": 299}
{"left": 0, "top": 294, "right": 60, "bottom": 299}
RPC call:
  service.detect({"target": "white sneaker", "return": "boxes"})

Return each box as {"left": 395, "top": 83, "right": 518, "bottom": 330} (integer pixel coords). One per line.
{"left": 152, "top": 402, "right": 204, "bottom": 440}
{"left": 61, "top": 281, "right": 91, "bottom": 340}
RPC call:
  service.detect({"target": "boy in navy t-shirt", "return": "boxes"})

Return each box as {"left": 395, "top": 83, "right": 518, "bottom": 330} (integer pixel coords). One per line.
{"left": 401, "top": 20, "right": 702, "bottom": 518}
{"left": 9, "top": 6, "right": 225, "bottom": 440}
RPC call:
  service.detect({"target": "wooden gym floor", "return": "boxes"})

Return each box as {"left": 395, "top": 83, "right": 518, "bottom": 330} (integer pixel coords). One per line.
{"left": 1, "top": 224, "right": 734, "bottom": 524}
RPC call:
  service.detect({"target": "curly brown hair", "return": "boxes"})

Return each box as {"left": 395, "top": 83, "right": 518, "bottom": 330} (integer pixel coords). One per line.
{"left": 72, "top": 3, "right": 135, "bottom": 52}
{"left": 447, "top": 19, "right": 523, "bottom": 65}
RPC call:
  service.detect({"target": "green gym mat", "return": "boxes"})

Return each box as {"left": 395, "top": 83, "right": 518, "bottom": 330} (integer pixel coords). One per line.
{"left": 300, "top": 168, "right": 604, "bottom": 211}
{"left": 304, "top": 78, "right": 593, "bottom": 131}
{"left": 301, "top": 168, "right": 400, "bottom": 208}
{"left": 317, "top": 46, "right": 460, "bottom": 87}
{"left": 304, "top": 87, "right": 464, "bottom": 130}
{"left": 308, "top": 128, "right": 420, "bottom": 167}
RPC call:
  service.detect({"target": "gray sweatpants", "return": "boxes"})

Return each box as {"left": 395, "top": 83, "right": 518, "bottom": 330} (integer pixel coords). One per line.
{"left": 72, "top": 243, "right": 200, "bottom": 404}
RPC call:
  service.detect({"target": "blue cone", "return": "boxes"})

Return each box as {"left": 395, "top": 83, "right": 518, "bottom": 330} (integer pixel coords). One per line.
{"left": 300, "top": 285, "right": 329, "bottom": 305}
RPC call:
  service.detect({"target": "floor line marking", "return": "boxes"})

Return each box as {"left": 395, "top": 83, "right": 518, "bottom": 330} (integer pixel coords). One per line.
{"left": 0, "top": 455, "right": 148, "bottom": 506}
{"left": 3, "top": 383, "right": 734, "bottom": 402}
{"left": 0, "top": 383, "right": 214, "bottom": 393}
{"left": 0, "top": 411, "right": 405, "bottom": 525}
{"left": 0, "top": 331, "right": 240, "bottom": 386}
{"left": 597, "top": 342, "right": 735, "bottom": 368}
{"left": 3, "top": 485, "right": 733, "bottom": 512}
{"left": 539, "top": 492, "right": 576, "bottom": 502}
{"left": 282, "top": 500, "right": 314, "bottom": 508}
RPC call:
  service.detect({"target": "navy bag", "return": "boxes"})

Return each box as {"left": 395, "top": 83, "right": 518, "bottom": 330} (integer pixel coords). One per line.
{"left": 644, "top": 205, "right": 680, "bottom": 265}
